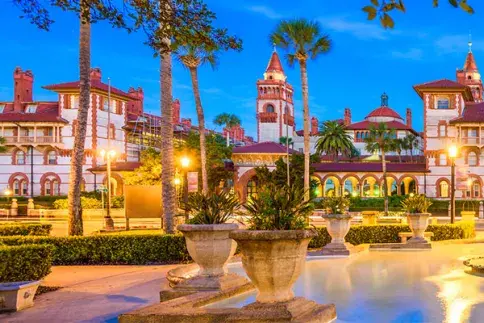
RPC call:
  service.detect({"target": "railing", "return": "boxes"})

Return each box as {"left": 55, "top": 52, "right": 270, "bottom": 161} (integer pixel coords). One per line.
{"left": 461, "top": 137, "right": 480, "bottom": 145}
{"left": 283, "top": 114, "right": 295, "bottom": 126}
{"left": 258, "top": 112, "right": 278, "bottom": 123}
{"left": 3, "top": 136, "right": 61, "bottom": 144}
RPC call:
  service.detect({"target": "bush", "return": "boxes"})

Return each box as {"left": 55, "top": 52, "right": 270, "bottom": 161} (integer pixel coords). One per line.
{"left": 308, "top": 222, "right": 475, "bottom": 248}
{"left": 0, "top": 244, "right": 53, "bottom": 282}
{"left": 0, "top": 223, "right": 52, "bottom": 236}
{"left": 53, "top": 197, "right": 103, "bottom": 210}
{"left": 0, "top": 234, "right": 190, "bottom": 265}
{"left": 112, "top": 196, "right": 125, "bottom": 208}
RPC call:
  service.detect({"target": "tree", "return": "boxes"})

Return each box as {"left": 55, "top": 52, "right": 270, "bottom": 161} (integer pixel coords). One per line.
{"left": 123, "top": 148, "right": 163, "bottom": 185}
{"left": 270, "top": 19, "right": 331, "bottom": 201}
{"left": 315, "top": 121, "right": 354, "bottom": 161}
{"left": 391, "top": 137, "right": 405, "bottom": 162}
{"left": 0, "top": 137, "right": 7, "bottom": 154}
{"left": 404, "top": 134, "right": 420, "bottom": 162}
{"left": 279, "top": 136, "right": 294, "bottom": 148}
{"left": 213, "top": 113, "right": 241, "bottom": 147}
{"left": 364, "top": 122, "right": 396, "bottom": 216}
{"left": 362, "top": 0, "right": 474, "bottom": 29}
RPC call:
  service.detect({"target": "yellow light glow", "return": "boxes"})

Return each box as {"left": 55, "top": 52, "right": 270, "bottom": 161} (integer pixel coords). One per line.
{"left": 174, "top": 178, "right": 181, "bottom": 186}
{"left": 4, "top": 189, "right": 12, "bottom": 196}
{"left": 467, "top": 178, "right": 473, "bottom": 187}
{"left": 448, "top": 144, "right": 458, "bottom": 158}
{"left": 108, "top": 149, "right": 116, "bottom": 158}
{"left": 409, "top": 193, "right": 415, "bottom": 197}
{"left": 181, "top": 156, "right": 190, "bottom": 168}
{"left": 99, "top": 149, "right": 106, "bottom": 158}
{"left": 351, "top": 191, "right": 358, "bottom": 197}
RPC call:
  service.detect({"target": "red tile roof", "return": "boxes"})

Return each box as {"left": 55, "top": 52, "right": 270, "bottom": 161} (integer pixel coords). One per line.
{"left": 266, "top": 51, "right": 284, "bottom": 74}
{"left": 43, "top": 80, "right": 134, "bottom": 99}
{"left": 313, "top": 162, "right": 427, "bottom": 173}
{"left": 366, "top": 107, "right": 402, "bottom": 120}
{"left": 0, "top": 102, "right": 67, "bottom": 123}
{"left": 233, "top": 141, "right": 298, "bottom": 154}
{"left": 413, "top": 79, "right": 474, "bottom": 101}
{"left": 450, "top": 102, "right": 484, "bottom": 124}
{"left": 346, "top": 120, "right": 418, "bottom": 134}
{"left": 464, "top": 52, "right": 478, "bottom": 71}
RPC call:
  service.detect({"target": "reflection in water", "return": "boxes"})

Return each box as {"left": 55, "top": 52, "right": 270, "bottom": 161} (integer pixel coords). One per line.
{"left": 212, "top": 244, "right": 484, "bottom": 322}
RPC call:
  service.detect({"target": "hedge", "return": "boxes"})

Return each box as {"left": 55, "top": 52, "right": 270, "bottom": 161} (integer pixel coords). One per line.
{"left": 308, "top": 221, "right": 475, "bottom": 248}
{"left": 0, "top": 244, "right": 53, "bottom": 283}
{"left": 0, "top": 234, "right": 189, "bottom": 265}
{"left": 0, "top": 223, "right": 52, "bottom": 236}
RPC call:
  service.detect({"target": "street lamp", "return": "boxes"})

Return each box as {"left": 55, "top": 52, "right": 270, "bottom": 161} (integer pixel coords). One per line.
{"left": 180, "top": 156, "right": 190, "bottom": 220}
{"left": 100, "top": 148, "right": 116, "bottom": 230}
{"left": 4, "top": 188, "right": 11, "bottom": 220}
{"left": 448, "top": 144, "right": 458, "bottom": 224}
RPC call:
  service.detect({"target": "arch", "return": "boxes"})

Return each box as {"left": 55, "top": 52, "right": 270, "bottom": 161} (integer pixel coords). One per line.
{"left": 12, "top": 148, "right": 26, "bottom": 165}
{"left": 342, "top": 174, "right": 360, "bottom": 197}
{"left": 235, "top": 168, "right": 257, "bottom": 203}
{"left": 40, "top": 172, "right": 62, "bottom": 196}
{"left": 382, "top": 175, "right": 399, "bottom": 196}
{"left": 311, "top": 175, "right": 323, "bottom": 198}
{"left": 465, "top": 174, "right": 482, "bottom": 198}
{"left": 265, "top": 104, "right": 275, "bottom": 113}
{"left": 103, "top": 172, "right": 124, "bottom": 196}
{"left": 436, "top": 178, "right": 450, "bottom": 198}
{"left": 8, "top": 172, "right": 29, "bottom": 196}
{"left": 467, "top": 151, "right": 478, "bottom": 166}
{"left": 360, "top": 174, "right": 380, "bottom": 197}
{"left": 398, "top": 174, "right": 419, "bottom": 195}
{"left": 321, "top": 173, "right": 341, "bottom": 197}
{"left": 44, "top": 149, "right": 58, "bottom": 165}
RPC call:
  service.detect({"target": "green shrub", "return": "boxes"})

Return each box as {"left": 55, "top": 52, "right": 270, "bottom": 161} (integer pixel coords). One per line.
{"left": 401, "top": 194, "right": 432, "bottom": 213}
{"left": 0, "top": 234, "right": 190, "bottom": 265}
{"left": 308, "top": 222, "right": 475, "bottom": 248}
{"left": 184, "top": 191, "right": 239, "bottom": 224}
{"left": 112, "top": 196, "right": 125, "bottom": 208}
{"left": 0, "top": 223, "right": 52, "bottom": 236}
{"left": 53, "top": 197, "right": 103, "bottom": 210}
{"left": 0, "top": 244, "right": 53, "bottom": 282}
{"left": 33, "top": 195, "right": 67, "bottom": 202}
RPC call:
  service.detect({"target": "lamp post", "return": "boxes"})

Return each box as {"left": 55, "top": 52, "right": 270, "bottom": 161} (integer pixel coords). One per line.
{"left": 100, "top": 148, "right": 116, "bottom": 230}
{"left": 448, "top": 144, "right": 458, "bottom": 224}
{"left": 4, "top": 188, "right": 11, "bottom": 220}
{"left": 180, "top": 156, "right": 190, "bottom": 220}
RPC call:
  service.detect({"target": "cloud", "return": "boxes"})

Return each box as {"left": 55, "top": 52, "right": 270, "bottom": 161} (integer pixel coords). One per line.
{"left": 391, "top": 48, "right": 423, "bottom": 60}
{"left": 319, "top": 16, "right": 394, "bottom": 40}
{"left": 434, "top": 34, "right": 484, "bottom": 54}
{"left": 246, "top": 5, "right": 284, "bottom": 20}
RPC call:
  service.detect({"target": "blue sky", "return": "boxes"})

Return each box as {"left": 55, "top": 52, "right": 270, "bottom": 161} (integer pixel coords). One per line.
{"left": 1, "top": 0, "right": 484, "bottom": 138}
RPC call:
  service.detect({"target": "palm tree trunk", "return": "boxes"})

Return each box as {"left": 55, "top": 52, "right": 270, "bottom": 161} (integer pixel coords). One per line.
{"left": 398, "top": 151, "right": 402, "bottom": 163}
{"left": 226, "top": 131, "right": 230, "bottom": 147}
{"left": 299, "top": 59, "right": 310, "bottom": 201}
{"left": 160, "top": 47, "right": 175, "bottom": 234}
{"left": 189, "top": 67, "right": 208, "bottom": 194}
{"left": 68, "top": 3, "right": 89, "bottom": 236}
{"left": 382, "top": 150, "right": 389, "bottom": 216}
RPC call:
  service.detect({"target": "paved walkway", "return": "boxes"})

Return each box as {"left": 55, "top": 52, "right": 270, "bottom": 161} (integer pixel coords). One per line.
{"left": 0, "top": 265, "right": 178, "bottom": 323}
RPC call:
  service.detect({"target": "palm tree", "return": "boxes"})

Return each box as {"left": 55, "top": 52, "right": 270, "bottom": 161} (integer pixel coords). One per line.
{"left": 173, "top": 44, "right": 218, "bottom": 195}
{"left": 364, "top": 122, "right": 396, "bottom": 216}
{"left": 315, "top": 121, "right": 354, "bottom": 161}
{"left": 213, "top": 113, "right": 241, "bottom": 147}
{"left": 279, "top": 136, "right": 294, "bottom": 148}
{"left": 404, "top": 134, "right": 419, "bottom": 162}
{"left": 270, "top": 19, "right": 332, "bottom": 201}
{"left": 391, "top": 138, "right": 405, "bottom": 162}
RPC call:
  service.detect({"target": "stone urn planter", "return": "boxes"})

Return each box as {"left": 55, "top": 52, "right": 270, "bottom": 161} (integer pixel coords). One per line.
{"left": 178, "top": 223, "right": 238, "bottom": 277}
{"left": 322, "top": 213, "right": 353, "bottom": 256}
{"left": 406, "top": 213, "right": 431, "bottom": 244}
{"left": 229, "top": 230, "right": 316, "bottom": 303}
{"left": 0, "top": 280, "right": 41, "bottom": 313}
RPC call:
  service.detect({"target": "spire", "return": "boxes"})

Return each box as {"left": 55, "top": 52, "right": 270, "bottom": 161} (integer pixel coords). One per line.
{"left": 464, "top": 32, "right": 478, "bottom": 72}
{"left": 265, "top": 51, "right": 284, "bottom": 74}
{"left": 469, "top": 32, "right": 473, "bottom": 53}
{"left": 381, "top": 92, "right": 389, "bottom": 107}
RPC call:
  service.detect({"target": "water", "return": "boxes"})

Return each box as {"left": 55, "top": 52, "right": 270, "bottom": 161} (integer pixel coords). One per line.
{"left": 208, "top": 244, "right": 484, "bottom": 323}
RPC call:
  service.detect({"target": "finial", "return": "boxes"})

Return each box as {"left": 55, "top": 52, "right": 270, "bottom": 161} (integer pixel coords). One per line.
{"left": 469, "top": 31, "right": 473, "bottom": 53}
{"left": 381, "top": 92, "right": 389, "bottom": 107}
{"left": 273, "top": 43, "right": 277, "bottom": 52}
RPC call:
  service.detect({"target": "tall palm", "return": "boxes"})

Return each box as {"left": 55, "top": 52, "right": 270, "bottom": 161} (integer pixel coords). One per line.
{"left": 279, "top": 136, "right": 294, "bottom": 148}
{"left": 315, "top": 121, "right": 354, "bottom": 161}
{"left": 270, "top": 18, "right": 332, "bottom": 201}
{"left": 404, "top": 134, "right": 419, "bottom": 162}
{"left": 213, "top": 113, "right": 241, "bottom": 147}
{"left": 68, "top": 2, "right": 90, "bottom": 236}
{"left": 173, "top": 43, "right": 217, "bottom": 195}
{"left": 391, "top": 138, "right": 405, "bottom": 162}
{"left": 364, "top": 123, "right": 395, "bottom": 216}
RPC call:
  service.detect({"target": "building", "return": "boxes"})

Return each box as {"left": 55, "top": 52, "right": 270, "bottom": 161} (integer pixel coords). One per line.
{"left": 0, "top": 67, "right": 253, "bottom": 197}
{"left": 234, "top": 45, "right": 484, "bottom": 202}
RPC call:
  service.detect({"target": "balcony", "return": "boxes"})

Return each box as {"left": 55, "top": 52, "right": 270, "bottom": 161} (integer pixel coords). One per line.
{"left": 460, "top": 137, "right": 482, "bottom": 146}
{"left": 258, "top": 112, "right": 278, "bottom": 123}
{"left": 283, "top": 114, "right": 295, "bottom": 127}
{"left": 3, "top": 136, "right": 62, "bottom": 145}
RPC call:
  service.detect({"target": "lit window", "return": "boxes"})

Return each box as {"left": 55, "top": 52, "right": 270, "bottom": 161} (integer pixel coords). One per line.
{"left": 437, "top": 99, "right": 449, "bottom": 109}
{"left": 439, "top": 153, "right": 447, "bottom": 166}
{"left": 25, "top": 104, "right": 37, "bottom": 113}
{"left": 0, "top": 104, "right": 5, "bottom": 113}
{"left": 72, "top": 96, "right": 79, "bottom": 109}
{"left": 48, "top": 151, "right": 56, "bottom": 165}
{"left": 439, "top": 181, "right": 449, "bottom": 198}
{"left": 468, "top": 152, "right": 478, "bottom": 166}
{"left": 438, "top": 125, "right": 446, "bottom": 137}
{"left": 16, "top": 151, "right": 25, "bottom": 165}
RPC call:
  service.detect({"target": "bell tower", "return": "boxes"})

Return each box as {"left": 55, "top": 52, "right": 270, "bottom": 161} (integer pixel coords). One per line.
{"left": 456, "top": 35, "right": 482, "bottom": 102}
{"left": 256, "top": 49, "right": 295, "bottom": 143}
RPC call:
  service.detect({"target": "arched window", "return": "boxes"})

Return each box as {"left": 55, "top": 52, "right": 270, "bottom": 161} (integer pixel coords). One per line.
{"left": 266, "top": 104, "right": 275, "bottom": 113}
{"left": 13, "top": 180, "right": 20, "bottom": 195}
{"left": 468, "top": 75, "right": 472, "bottom": 80}
{"left": 47, "top": 151, "right": 56, "bottom": 165}
{"left": 52, "top": 180, "right": 59, "bottom": 196}
{"left": 356, "top": 132, "right": 361, "bottom": 140}
{"left": 45, "top": 179, "right": 51, "bottom": 195}
{"left": 439, "top": 181, "right": 449, "bottom": 198}
{"left": 466, "top": 179, "right": 481, "bottom": 198}
{"left": 247, "top": 178, "right": 258, "bottom": 200}
{"left": 15, "top": 150, "right": 25, "bottom": 165}
{"left": 468, "top": 152, "right": 478, "bottom": 166}
{"left": 42, "top": 174, "right": 61, "bottom": 196}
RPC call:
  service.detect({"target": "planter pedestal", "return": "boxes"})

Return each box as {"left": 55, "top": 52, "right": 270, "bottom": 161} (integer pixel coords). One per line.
{"left": 322, "top": 214, "right": 353, "bottom": 256}
{"left": 0, "top": 281, "right": 41, "bottom": 313}
{"left": 407, "top": 213, "right": 431, "bottom": 246}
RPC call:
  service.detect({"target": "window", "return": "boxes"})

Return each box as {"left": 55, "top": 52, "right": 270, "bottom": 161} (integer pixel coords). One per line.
{"left": 16, "top": 150, "right": 25, "bottom": 165}
{"left": 103, "top": 98, "right": 109, "bottom": 111}
{"left": 13, "top": 180, "right": 19, "bottom": 195}
{"left": 52, "top": 180, "right": 59, "bottom": 195}
{"left": 48, "top": 151, "right": 56, "bottom": 165}
{"left": 437, "top": 99, "right": 449, "bottom": 109}
{"left": 266, "top": 104, "right": 275, "bottom": 113}
{"left": 72, "top": 96, "right": 79, "bottom": 109}
{"left": 439, "top": 181, "right": 449, "bottom": 198}
{"left": 109, "top": 125, "right": 115, "bottom": 139}
{"left": 247, "top": 178, "right": 258, "bottom": 200}
{"left": 22, "top": 181, "right": 27, "bottom": 196}
{"left": 25, "top": 104, "right": 37, "bottom": 113}
{"left": 468, "top": 152, "right": 478, "bottom": 166}
{"left": 439, "top": 153, "right": 447, "bottom": 166}
{"left": 45, "top": 179, "right": 51, "bottom": 196}
{"left": 438, "top": 124, "right": 446, "bottom": 137}
{"left": 0, "top": 104, "right": 5, "bottom": 113}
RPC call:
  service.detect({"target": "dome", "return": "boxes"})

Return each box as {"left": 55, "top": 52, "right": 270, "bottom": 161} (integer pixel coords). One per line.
{"left": 366, "top": 107, "right": 403, "bottom": 120}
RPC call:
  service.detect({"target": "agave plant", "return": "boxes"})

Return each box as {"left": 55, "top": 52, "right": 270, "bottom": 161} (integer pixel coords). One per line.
{"left": 244, "top": 184, "right": 313, "bottom": 230}
{"left": 183, "top": 191, "right": 239, "bottom": 224}
{"left": 401, "top": 194, "right": 432, "bottom": 214}
{"left": 320, "top": 196, "right": 350, "bottom": 215}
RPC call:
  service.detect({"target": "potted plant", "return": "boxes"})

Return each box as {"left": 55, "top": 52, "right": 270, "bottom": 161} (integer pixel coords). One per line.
{"left": 401, "top": 194, "right": 433, "bottom": 244}
{"left": 177, "top": 191, "right": 240, "bottom": 281}
{"left": 320, "top": 196, "right": 353, "bottom": 255}
{"left": 231, "top": 184, "right": 316, "bottom": 304}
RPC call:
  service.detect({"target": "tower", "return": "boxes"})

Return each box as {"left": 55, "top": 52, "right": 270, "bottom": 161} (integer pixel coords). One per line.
{"left": 13, "top": 67, "right": 34, "bottom": 112}
{"left": 256, "top": 49, "right": 295, "bottom": 143}
{"left": 456, "top": 35, "right": 483, "bottom": 102}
